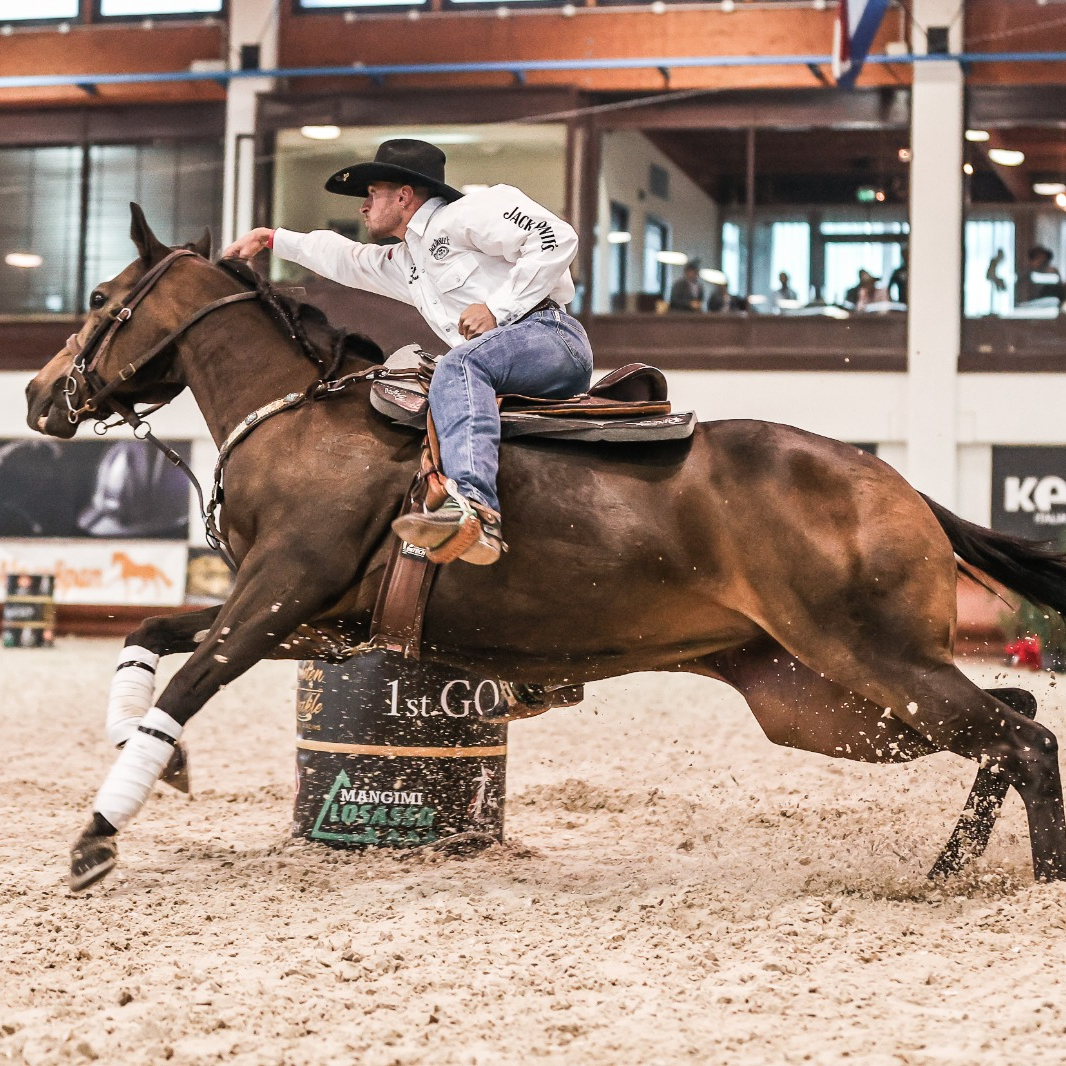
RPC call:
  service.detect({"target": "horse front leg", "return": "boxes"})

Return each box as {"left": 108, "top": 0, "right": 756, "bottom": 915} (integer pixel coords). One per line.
{"left": 71, "top": 563, "right": 338, "bottom": 892}
{"left": 105, "top": 605, "right": 222, "bottom": 796}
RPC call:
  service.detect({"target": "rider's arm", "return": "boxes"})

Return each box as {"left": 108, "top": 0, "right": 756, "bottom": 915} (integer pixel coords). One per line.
{"left": 447, "top": 186, "right": 578, "bottom": 328}
{"left": 271, "top": 228, "right": 413, "bottom": 305}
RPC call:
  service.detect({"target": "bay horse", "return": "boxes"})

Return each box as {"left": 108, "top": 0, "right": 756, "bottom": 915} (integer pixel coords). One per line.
{"left": 26, "top": 206, "right": 1066, "bottom": 891}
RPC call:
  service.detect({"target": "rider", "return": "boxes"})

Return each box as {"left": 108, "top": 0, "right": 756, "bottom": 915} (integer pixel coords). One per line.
{"left": 222, "top": 138, "right": 593, "bottom": 565}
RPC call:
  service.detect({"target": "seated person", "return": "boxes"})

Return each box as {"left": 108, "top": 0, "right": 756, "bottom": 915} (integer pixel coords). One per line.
{"left": 668, "top": 260, "right": 705, "bottom": 312}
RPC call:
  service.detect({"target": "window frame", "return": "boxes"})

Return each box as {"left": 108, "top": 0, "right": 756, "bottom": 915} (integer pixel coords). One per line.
{"left": 91, "top": 0, "right": 226, "bottom": 22}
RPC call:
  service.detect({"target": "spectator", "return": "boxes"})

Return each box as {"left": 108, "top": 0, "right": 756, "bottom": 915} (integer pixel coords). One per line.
{"left": 668, "top": 260, "right": 705, "bottom": 312}
{"left": 771, "top": 271, "right": 798, "bottom": 312}
{"left": 888, "top": 250, "right": 908, "bottom": 304}
{"left": 1023, "top": 245, "right": 1064, "bottom": 303}
{"left": 844, "top": 269, "right": 885, "bottom": 312}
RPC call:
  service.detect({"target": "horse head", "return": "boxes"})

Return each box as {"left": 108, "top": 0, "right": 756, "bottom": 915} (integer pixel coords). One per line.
{"left": 26, "top": 203, "right": 211, "bottom": 440}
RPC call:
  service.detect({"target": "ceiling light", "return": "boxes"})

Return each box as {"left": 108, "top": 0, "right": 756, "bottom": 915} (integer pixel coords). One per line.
{"left": 655, "top": 251, "right": 689, "bottom": 266}
{"left": 400, "top": 132, "right": 478, "bottom": 145}
{"left": 5, "top": 252, "right": 42, "bottom": 268}
{"left": 699, "top": 268, "right": 728, "bottom": 286}
{"left": 988, "top": 148, "right": 1025, "bottom": 167}
{"left": 898, "top": 147, "right": 912, "bottom": 163}
{"left": 300, "top": 125, "right": 340, "bottom": 141}
{"left": 965, "top": 129, "right": 990, "bottom": 142}
{"left": 1035, "top": 182, "right": 1066, "bottom": 196}
{"left": 963, "top": 163, "right": 974, "bottom": 175}
{"left": 607, "top": 231, "right": 632, "bottom": 244}
{"left": 1057, "top": 192, "right": 1066, "bottom": 210}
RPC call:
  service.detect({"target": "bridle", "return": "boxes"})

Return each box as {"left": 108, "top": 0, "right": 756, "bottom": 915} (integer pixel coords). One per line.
{"left": 63, "top": 248, "right": 258, "bottom": 426}
{"left": 58, "top": 247, "right": 388, "bottom": 573}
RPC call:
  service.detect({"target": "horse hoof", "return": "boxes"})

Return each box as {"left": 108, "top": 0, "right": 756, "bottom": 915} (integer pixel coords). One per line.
{"left": 162, "top": 741, "right": 191, "bottom": 796}
{"left": 70, "top": 828, "right": 118, "bottom": 893}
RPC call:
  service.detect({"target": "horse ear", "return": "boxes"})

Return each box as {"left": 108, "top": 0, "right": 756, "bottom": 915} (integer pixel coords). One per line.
{"left": 191, "top": 227, "right": 212, "bottom": 260}
{"left": 129, "top": 203, "right": 168, "bottom": 263}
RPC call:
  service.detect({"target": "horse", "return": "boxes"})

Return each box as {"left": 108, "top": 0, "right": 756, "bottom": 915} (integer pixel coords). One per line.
{"left": 25, "top": 205, "right": 1066, "bottom": 892}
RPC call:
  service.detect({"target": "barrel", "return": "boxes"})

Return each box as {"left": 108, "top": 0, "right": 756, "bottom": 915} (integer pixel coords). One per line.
{"left": 2, "top": 574, "right": 56, "bottom": 649}
{"left": 294, "top": 649, "right": 508, "bottom": 849}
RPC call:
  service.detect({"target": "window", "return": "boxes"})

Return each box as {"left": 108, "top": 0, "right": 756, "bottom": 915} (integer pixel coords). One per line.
{"left": 0, "top": 148, "right": 81, "bottom": 316}
{"left": 607, "top": 202, "right": 629, "bottom": 312}
{"left": 0, "top": 140, "right": 223, "bottom": 316}
{"left": 643, "top": 217, "right": 669, "bottom": 299}
{"left": 0, "top": 0, "right": 78, "bottom": 19}
{"left": 84, "top": 142, "right": 225, "bottom": 291}
{"left": 96, "top": 0, "right": 222, "bottom": 15}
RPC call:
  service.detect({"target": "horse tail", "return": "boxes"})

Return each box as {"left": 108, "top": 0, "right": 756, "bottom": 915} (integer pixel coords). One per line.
{"left": 921, "top": 492, "right": 1066, "bottom": 619}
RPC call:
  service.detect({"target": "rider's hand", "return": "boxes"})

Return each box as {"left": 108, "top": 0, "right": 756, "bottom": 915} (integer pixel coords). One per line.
{"left": 458, "top": 304, "right": 498, "bottom": 340}
{"left": 220, "top": 228, "right": 275, "bottom": 261}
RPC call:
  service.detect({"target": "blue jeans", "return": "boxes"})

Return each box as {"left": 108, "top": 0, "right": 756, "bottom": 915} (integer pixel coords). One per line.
{"left": 428, "top": 308, "right": 593, "bottom": 513}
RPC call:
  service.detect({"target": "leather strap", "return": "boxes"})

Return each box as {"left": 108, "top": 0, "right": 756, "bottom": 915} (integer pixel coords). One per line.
{"left": 369, "top": 535, "right": 438, "bottom": 659}
{"left": 368, "top": 454, "right": 440, "bottom": 658}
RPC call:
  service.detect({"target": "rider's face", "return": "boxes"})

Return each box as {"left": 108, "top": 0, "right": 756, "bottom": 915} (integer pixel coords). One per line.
{"left": 361, "top": 184, "right": 406, "bottom": 240}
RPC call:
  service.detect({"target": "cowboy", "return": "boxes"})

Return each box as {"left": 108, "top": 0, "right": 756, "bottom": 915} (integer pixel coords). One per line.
{"left": 222, "top": 138, "right": 592, "bottom": 565}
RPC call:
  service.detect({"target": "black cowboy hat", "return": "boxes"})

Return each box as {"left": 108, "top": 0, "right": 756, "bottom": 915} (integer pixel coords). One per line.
{"left": 325, "top": 138, "right": 463, "bottom": 202}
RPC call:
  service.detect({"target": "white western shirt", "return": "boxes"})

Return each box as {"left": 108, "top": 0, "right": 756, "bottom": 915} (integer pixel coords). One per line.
{"left": 271, "top": 185, "right": 578, "bottom": 347}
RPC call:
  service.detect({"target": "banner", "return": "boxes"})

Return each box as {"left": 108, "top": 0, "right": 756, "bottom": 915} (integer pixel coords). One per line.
{"left": 833, "top": 0, "right": 891, "bottom": 89}
{"left": 991, "top": 446, "right": 1066, "bottom": 541}
{"left": 0, "top": 438, "right": 190, "bottom": 540}
{"left": 0, "top": 541, "right": 188, "bottom": 607}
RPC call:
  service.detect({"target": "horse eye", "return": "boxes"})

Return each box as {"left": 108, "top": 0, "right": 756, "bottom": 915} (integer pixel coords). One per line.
{"left": 90, "top": 291, "right": 106, "bottom": 310}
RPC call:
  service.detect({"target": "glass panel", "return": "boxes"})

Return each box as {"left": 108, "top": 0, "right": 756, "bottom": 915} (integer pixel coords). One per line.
{"left": 0, "top": 147, "right": 81, "bottom": 315}
{"left": 84, "top": 142, "right": 224, "bottom": 294}
{"left": 594, "top": 124, "right": 909, "bottom": 317}
{"left": 0, "top": 0, "right": 77, "bottom": 17}
{"left": 642, "top": 217, "right": 668, "bottom": 298}
{"left": 0, "top": 0, "right": 77, "bottom": 16}
{"left": 297, "top": 0, "right": 426, "bottom": 7}
{"left": 271, "top": 122, "right": 567, "bottom": 272}
{"left": 769, "top": 221, "right": 810, "bottom": 307}
{"left": 964, "top": 218, "right": 1015, "bottom": 318}
{"left": 607, "top": 201, "right": 629, "bottom": 312}
{"left": 964, "top": 124, "right": 1066, "bottom": 339}
{"left": 98, "top": 0, "right": 222, "bottom": 13}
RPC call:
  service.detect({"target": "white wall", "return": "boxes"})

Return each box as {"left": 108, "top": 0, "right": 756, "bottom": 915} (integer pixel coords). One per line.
{"left": 594, "top": 131, "right": 719, "bottom": 313}
{"left": 9, "top": 364, "right": 1066, "bottom": 538}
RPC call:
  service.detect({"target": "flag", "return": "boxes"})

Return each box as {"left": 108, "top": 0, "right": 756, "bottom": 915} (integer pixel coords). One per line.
{"left": 833, "top": 0, "right": 891, "bottom": 89}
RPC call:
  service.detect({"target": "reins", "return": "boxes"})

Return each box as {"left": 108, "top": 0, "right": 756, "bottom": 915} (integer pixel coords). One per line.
{"left": 63, "top": 250, "right": 387, "bottom": 572}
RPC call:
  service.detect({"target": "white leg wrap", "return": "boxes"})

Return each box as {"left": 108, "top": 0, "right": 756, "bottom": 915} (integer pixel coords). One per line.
{"left": 94, "top": 707, "right": 183, "bottom": 831}
{"left": 105, "top": 645, "right": 159, "bottom": 748}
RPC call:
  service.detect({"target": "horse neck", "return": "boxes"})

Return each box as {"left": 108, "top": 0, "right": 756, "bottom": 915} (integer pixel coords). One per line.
{"left": 171, "top": 267, "right": 333, "bottom": 446}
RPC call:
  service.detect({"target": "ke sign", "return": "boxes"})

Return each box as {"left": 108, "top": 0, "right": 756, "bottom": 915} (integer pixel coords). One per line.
{"left": 991, "top": 446, "right": 1066, "bottom": 539}
{"left": 0, "top": 541, "right": 188, "bottom": 607}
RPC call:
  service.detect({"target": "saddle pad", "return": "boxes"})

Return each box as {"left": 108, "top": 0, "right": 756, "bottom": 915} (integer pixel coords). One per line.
{"left": 500, "top": 410, "right": 696, "bottom": 443}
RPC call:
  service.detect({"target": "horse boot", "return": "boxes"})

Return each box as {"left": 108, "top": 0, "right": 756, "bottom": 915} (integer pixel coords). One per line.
{"left": 392, "top": 481, "right": 505, "bottom": 566}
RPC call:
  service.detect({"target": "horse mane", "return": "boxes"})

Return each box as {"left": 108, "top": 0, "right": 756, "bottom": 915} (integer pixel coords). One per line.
{"left": 211, "top": 254, "right": 385, "bottom": 374}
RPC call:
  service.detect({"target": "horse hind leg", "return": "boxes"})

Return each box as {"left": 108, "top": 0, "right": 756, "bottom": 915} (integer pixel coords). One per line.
{"left": 691, "top": 645, "right": 1052, "bottom": 879}
{"left": 691, "top": 640, "right": 942, "bottom": 766}
{"left": 791, "top": 644, "right": 1065, "bottom": 883}
{"left": 929, "top": 687, "right": 1038, "bottom": 880}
